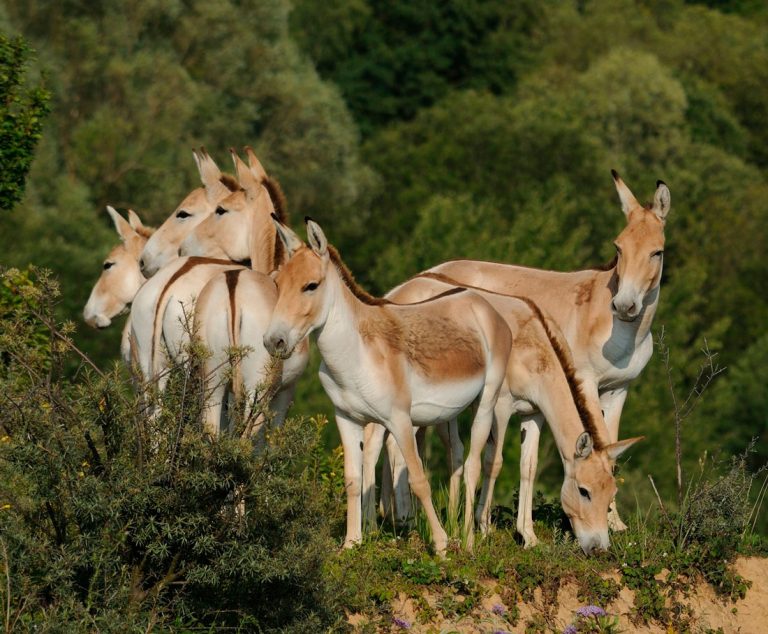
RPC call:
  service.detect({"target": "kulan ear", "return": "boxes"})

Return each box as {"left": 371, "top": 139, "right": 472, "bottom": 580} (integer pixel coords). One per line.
{"left": 244, "top": 146, "right": 268, "bottom": 182}
{"left": 106, "top": 205, "right": 135, "bottom": 242}
{"left": 305, "top": 217, "right": 328, "bottom": 257}
{"left": 272, "top": 214, "right": 304, "bottom": 257}
{"left": 605, "top": 436, "right": 644, "bottom": 461}
{"left": 231, "top": 148, "right": 261, "bottom": 201}
{"left": 126, "top": 209, "right": 145, "bottom": 232}
{"left": 611, "top": 169, "right": 641, "bottom": 217}
{"left": 652, "top": 180, "right": 671, "bottom": 222}
{"left": 575, "top": 432, "right": 594, "bottom": 459}
{"left": 193, "top": 147, "right": 229, "bottom": 204}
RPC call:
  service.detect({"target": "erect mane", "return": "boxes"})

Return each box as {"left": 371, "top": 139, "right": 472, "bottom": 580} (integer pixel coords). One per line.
{"left": 416, "top": 271, "right": 606, "bottom": 449}
{"left": 327, "top": 245, "right": 391, "bottom": 306}
{"left": 262, "top": 176, "right": 288, "bottom": 269}
{"left": 219, "top": 173, "right": 242, "bottom": 192}
{"left": 514, "top": 297, "right": 606, "bottom": 450}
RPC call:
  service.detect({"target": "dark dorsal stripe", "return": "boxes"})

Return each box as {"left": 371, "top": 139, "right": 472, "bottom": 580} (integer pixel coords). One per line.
{"left": 225, "top": 269, "right": 243, "bottom": 348}
{"left": 391, "top": 285, "right": 467, "bottom": 306}
{"left": 513, "top": 296, "right": 605, "bottom": 450}
{"left": 151, "top": 257, "right": 245, "bottom": 373}
{"left": 328, "top": 245, "right": 392, "bottom": 306}
{"left": 416, "top": 271, "right": 606, "bottom": 449}
{"left": 262, "top": 176, "right": 288, "bottom": 269}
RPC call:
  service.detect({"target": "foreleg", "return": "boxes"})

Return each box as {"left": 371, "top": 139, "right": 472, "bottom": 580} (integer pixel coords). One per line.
{"left": 516, "top": 412, "right": 545, "bottom": 548}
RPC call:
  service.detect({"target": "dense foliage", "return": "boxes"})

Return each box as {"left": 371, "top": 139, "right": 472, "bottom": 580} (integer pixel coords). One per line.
{"left": 0, "top": 0, "right": 765, "bottom": 542}
{"left": 0, "top": 268, "right": 345, "bottom": 631}
{"left": 0, "top": 32, "right": 49, "bottom": 211}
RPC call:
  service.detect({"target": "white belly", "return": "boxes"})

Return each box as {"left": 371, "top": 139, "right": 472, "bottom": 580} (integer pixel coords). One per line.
{"left": 409, "top": 373, "right": 485, "bottom": 424}
{"left": 318, "top": 362, "right": 484, "bottom": 426}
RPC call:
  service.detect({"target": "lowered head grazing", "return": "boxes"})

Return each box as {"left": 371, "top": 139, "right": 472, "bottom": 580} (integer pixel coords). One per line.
{"left": 562, "top": 432, "right": 644, "bottom": 554}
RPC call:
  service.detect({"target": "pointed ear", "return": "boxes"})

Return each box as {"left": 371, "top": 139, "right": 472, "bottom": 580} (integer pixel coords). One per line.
{"left": 106, "top": 206, "right": 135, "bottom": 242}
{"left": 305, "top": 217, "right": 328, "bottom": 257}
{"left": 126, "top": 209, "right": 145, "bottom": 232}
{"left": 244, "top": 146, "right": 268, "bottom": 182}
{"left": 605, "top": 436, "right": 644, "bottom": 461}
{"left": 611, "top": 169, "right": 641, "bottom": 217}
{"left": 272, "top": 215, "right": 304, "bottom": 257}
{"left": 193, "top": 147, "right": 229, "bottom": 204}
{"left": 575, "top": 432, "right": 594, "bottom": 459}
{"left": 651, "top": 180, "right": 671, "bottom": 222}
{"left": 231, "top": 148, "right": 261, "bottom": 200}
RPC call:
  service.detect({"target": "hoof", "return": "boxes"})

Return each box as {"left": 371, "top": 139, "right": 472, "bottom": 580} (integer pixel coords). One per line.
{"left": 521, "top": 532, "right": 539, "bottom": 549}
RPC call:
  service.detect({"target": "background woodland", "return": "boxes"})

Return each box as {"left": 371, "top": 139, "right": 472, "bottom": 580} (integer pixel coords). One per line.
{"left": 1, "top": 0, "right": 767, "bottom": 524}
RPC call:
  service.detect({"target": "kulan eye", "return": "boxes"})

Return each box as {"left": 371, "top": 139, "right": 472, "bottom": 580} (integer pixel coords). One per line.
{"left": 302, "top": 281, "right": 320, "bottom": 292}
{"left": 176, "top": 210, "right": 191, "bottom": 219}
{"left": 103, "top": 262, "right": 114, "bottom": 270}
{"left": 652, "top": 250, "right": 664, "bottom": 258}
{"left": 215, "top": 206, "right": 228, "bottom": 216}
{"left": 578, "top": 486, "right": 591, "bottom": 500}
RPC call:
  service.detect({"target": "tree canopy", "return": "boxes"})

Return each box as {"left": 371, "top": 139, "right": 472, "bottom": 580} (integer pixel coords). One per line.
{"left": 1, "top": 0, "right": 766, "bottom": 520}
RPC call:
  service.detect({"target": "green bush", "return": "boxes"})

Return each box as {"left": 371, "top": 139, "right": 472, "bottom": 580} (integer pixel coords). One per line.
{"left": 0, "top": 269, "right": 345, "bottom": 631}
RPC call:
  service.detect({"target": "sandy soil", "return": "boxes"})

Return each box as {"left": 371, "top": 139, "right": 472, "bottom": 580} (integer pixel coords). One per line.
{"left": 350, "top": 557, "right": 768, "bottom": 633}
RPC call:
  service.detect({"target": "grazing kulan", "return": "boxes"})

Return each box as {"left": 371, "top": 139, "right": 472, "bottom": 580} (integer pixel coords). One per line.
{"left": 416, "top": 170, "right": 670, "bottom": 537}
{"left": 373, "top": 272, "right": 642, "bottom": 553}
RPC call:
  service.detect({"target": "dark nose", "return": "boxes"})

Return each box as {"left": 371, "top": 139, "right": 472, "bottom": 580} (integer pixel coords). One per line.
{"left": 265, "top": 334, "right": 286, "bottom": 356}
{"left": 139, "top": 258, "right": 145, "bottom": 271}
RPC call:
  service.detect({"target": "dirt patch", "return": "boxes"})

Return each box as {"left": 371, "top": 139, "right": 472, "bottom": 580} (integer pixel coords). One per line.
{"left": 349, "top": 557, "right": 768, "bottom": 633}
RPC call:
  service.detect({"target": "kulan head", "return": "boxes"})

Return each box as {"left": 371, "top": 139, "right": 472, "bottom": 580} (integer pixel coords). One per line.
{"left": 561, "top": 431, "right": 643, "bottom": 555}
{"left": 83, "top": 207, "right": 152, "bottom": 329}
{"left": 139, "top": 148, "right": 235, "bottom": 276}
{"left": 179, "top": 147, "right": 275, "bottom": 266}
{"left": 610, "top": 170, "right": 670, "bottom": 322}
{"left": 264, "top": 217, "right": 332, "bottom": 359}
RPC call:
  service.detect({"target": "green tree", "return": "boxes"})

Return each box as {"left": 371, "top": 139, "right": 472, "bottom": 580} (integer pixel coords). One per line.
{"left": 0, "top": 32, "right": 49, "bottom": 211}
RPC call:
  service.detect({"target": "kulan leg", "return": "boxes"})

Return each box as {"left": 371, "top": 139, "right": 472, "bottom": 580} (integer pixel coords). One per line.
{"left": 600, "top": 386, "right": 630, "bottom": 531}
{"left": 382, "top": 429, "right": 415, "bottom": 527}
{"left": 516, "top": 412, "right": 545, "bottom": 548}
{"left": 362, "top": 422, "right": 386, "bottom": 532}
{"left": 435, "top": 420, "right": 464, "bottom": 526}
{"left": 388, "top": 412, "right": 448, "bottom": 556}
{"left": 475, "top": 394, "right": 515, "bottom": 534}
{"left": 336, "top": 411, "right": 366, "bottom": 548}
{"left": 463, "top": 396, "right": 497, "bottom": 552}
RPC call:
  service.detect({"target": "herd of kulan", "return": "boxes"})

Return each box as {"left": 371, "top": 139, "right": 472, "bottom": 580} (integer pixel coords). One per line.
{"left": 83, "top": 147, "right": 670, "bottom": 556}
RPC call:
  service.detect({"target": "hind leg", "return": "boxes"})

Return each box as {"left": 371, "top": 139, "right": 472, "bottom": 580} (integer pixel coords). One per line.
{"left": 362, "top": 422, "right": 385, "bottom": 532}
{"left": 435, "top": 420, "right": 464, "bottom": 526}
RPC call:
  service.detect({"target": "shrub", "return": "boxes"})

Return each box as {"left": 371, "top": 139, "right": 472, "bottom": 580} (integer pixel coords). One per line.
{"left": 0, "top": 268, "right": 344, "bottom": 631}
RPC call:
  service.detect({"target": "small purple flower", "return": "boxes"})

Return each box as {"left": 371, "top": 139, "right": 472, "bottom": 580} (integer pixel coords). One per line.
{"left": 491, "top": 603, "right": 507, "bottom": 616}
{"left": 563, "top": 625, "right": 578, "bottom": 634}
{"left": 392, "top": 616, "right": 411, "bottom": 629}
{"left": 493, "top": 631, "right": 511, "bottom": 634}
{"left": 576, "top": 605, "right": 607, "bottom": 618}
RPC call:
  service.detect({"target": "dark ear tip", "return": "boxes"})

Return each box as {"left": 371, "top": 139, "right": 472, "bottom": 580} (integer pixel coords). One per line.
{"left": 656, "top": 180, "right": 667, "bottom": 188}
{"left": 304, "top": 215, "right": 314, "bottom": 225}
{"left": 610, "top": 168, "right": 620, "bottom": 180}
